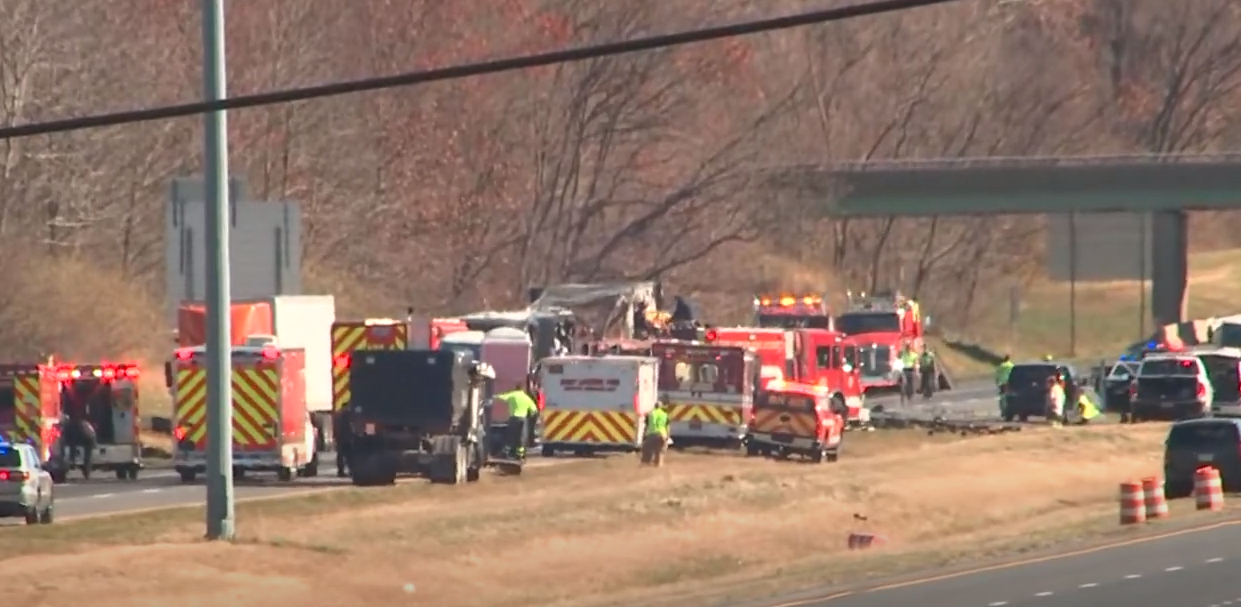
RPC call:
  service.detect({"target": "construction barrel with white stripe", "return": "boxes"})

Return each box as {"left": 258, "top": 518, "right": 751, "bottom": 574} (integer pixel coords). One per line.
{"left": 1141, "top": 476, "right": 1169, "bottom": 519}
{"left": 1118, "top": 480, "right": 1146, "bottom": 525}
{"left": 1194, "top": 467, "right": 1224, "bottom": 511}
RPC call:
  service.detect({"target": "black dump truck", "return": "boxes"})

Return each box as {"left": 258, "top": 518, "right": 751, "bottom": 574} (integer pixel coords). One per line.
{"left": 344, "top": 348, "right": 517, "bottom": 486}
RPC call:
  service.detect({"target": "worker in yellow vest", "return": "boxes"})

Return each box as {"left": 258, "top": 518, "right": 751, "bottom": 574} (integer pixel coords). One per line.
{"left": 642, "top": 402, "right": 670, "bottom": 467}
{"left": 1075, "top": 392, "right": 1101, "bottom": 425}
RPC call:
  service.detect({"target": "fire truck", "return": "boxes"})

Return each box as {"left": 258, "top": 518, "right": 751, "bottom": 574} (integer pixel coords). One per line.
{"left": 652, "top": 340, "right": 756, "bottom": 450}
{"left": 171, "top": 345, "right": 316, "bottom": 482}
{"left": 753, "top": 293, "right": 833, "bottom": 330}
{"left": 835, "top": 291, "right": 949, "bottom": 394}
{"left": 0, "top": 364, "right": 59, "bottom": 471}
{"left": 706, "top": 328, "right": 868, "bottom": 428}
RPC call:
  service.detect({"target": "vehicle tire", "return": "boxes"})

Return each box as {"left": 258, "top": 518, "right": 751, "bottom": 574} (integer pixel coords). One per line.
{"left": 126, "top": 466, "right": 139, "bottom": 480}
{"left": 744, "top": 442, "right": 760, "bottom": 457}
{"left": 826, "top": 448, "right": 840, "bottom": 463}
{"left": 541, "top": 445, "right": 555, "bottom": 458}
{"left": 24, "top": 508, "right": 38, "bottom": 525}
{"left": 178, "top": 470, "right": 196, "bottom": 483}
{"left": 301, "top": 453, "right": 319, "bottom": 478}
{"left": 50, "top": 470, "right": 66, "bottom": 484}
{"left": 277, "top": 467, "right": 294, "bottom": 482}
{"left": 1001, "top": 408, "right": 1015, "bottom": 422}
{"left": 812, "top": 448, "right": 826, "bottom": 464}
{"left": 466, "top": 466, "right": 481, "bottom": 482}
{"left": 1165, "top": 482, "right": 1193, "bottom": 499}
{"left": 39, "top": 503, "right": 53, "bottom": 524}
{"left": 1018, "top": 414, "right": 1029, "bottom": 423}
{"left": 115, "top": 469, "right": 126, "bottom": 480}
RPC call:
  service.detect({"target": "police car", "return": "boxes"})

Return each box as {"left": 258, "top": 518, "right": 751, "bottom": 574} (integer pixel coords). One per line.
{"left": 0, "top": 441, "right": 55, "bottom": 525}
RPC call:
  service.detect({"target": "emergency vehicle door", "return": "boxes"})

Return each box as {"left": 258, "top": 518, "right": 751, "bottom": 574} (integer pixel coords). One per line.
{"left": 0, "top": 376, "right": 15, "bottom": 441}
{"left": 111, "top": 381, "right": 137, "bottom": 445}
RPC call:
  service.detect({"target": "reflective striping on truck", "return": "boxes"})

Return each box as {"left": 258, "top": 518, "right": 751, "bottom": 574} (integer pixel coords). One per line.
{"left": 750, "top": 408, "right": 816, "bottom": 437}
{"left": 174, "top": 365, "right": 281, "bottom": 449}
{"left": 11, "top": 375, "right": 40, "bottom": 446}
{"left": 331, "top": 322, "right": 409, "bottom": 410}
{"left": 542, "top": 410, "right": 638, "bottom": 445}
{"left": 664, "top": 402, "right": 742, "bottom": 425}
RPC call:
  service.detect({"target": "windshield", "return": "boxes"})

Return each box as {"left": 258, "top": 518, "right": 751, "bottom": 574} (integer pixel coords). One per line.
{"left": 1167, "top": 421, "right": 1240, "bottom": 449}
{"left": 756, "top": 314, "right": 831, "bottom": 330}
{"left": 836, "top": 312, "right": 900, "bottom": 335}
{"left": 1215, "top": 324, "right": 1241, "bottom": 348}
{"left": 1107, "top": 362, "right": 1138, "bottom": 381}
{"left": 0, "top": 445, "right": 21, "bottom": 468}
{"left": 1008, "top": 364, "right": 1059, "bottom": 388}
{"left": 760, "top": 392, "right": 815, "bottom": 411}
{"left": 656, "top": 348, "right": 742, "bottom": 393}
{"left": 439, "top": 343, "right": 482, "bottom": 362}
{"left": 1140, "top": 359, "right": 1198, "bottom": 376}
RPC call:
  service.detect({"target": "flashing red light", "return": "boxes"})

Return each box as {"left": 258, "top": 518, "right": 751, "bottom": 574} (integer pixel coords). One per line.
{"left": 261, "top": 346, "right": 279, "bottom": 359}
{"left": 333, "top": 355, "right": 351, "bottom": 369}
{"left": 55, "top": 370, "right": 71, "bottom": 381}
{"left": 705, "top": 330, "right": 718, "bottom": 342}
{"left": 102, "top": 368, "right": 116, "bottom": 380}
{"left": 175, "top": 349, "right": 193, "bottom": 361}
{"left": 125, "top": 366, "right": 140, "bottom": 378}
{"left": 174, "top": 426, "right": 187, "bottom": 440}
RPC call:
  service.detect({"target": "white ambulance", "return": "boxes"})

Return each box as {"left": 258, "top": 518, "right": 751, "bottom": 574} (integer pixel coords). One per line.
{"left": 539, "top": 355, "right": 658, "bottom": 457}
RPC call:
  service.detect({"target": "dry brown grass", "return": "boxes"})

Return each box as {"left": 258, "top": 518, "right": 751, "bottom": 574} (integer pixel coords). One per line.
{"left": 7, "top": 425, "right": 1177, "bottom": 607}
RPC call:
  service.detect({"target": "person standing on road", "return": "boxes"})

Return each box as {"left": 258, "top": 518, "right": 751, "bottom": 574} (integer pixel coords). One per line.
{"left": 333, "top": 406, "right": 354, "bottom": 477}
{"left": 497, "top": 384, "right": 538, "bottom": 459}
{"left": 918, "top": 346, "right": 937, "bottom": 396}
{"left": 898, "top": 345, "right": 919, "bottom": 402}
{"left": 1046, "top": 376, "right": 1066, "bottom": 427}
{"left": 995, "top": 355, "right": 1014, "bottom": 415}
{"left": 641, "top": 402, "right": 670, "bottom": 467}
{"left": 61, "top": 411, "right": 97, "bottom": 479}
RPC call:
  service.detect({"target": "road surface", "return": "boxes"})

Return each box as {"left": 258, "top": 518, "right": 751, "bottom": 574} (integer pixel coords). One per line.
{"left": 1, "top": 383, "right": 1001, "bottom": 524}
{"left": 790, "top": 520, "right": 1241, "bottom": 607}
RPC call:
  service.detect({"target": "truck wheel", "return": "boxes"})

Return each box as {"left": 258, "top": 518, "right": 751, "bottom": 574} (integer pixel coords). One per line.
{"left": 1018, "top": 414, "right": 1029, "bottom": 423}
{"left": 541, "top": 445, "right": 555, "bottom": 458}
{"left": 125, "top": 466, "right": 139, "bottom": 480}
{"left": 277, "top": 467, "right": 294, "bottom": 482}
{"left": 812, "top": 448, "right": 826, "bottom": 464}
{"left": 115, "top": 469, "right": 127, "bottom": 480}
{"left": 178, "top": 470, "right": 196, "bottom": 483}
{"left": 744, "top": 443, "right": 760, "bottom": 457}
{"left": 301, "top": 453, "right": 319, "bottom": 478}
{"left": 467, "top": 466, "right": 481, "bottom": 482}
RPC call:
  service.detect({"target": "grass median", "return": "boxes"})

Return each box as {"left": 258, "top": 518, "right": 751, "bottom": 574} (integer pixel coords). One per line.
{"left": 5, "top": 423, "right": 1192, "bottom": 607}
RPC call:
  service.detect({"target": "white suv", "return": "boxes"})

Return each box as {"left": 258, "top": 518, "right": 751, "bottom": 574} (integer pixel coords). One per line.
{"left": 0, "top": 442, "right": 55, "bottom": 525}
{"left": 1131, "top": 355, "right": 1213, "bottom": 422}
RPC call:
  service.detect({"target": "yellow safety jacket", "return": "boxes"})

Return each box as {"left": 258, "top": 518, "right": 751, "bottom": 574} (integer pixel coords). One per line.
{"left": 498, "top": 390, "right": 538, "bottom": 418}
{"left": 646, "top": 408, "right": 669, "bottom": 437}
{"left": 995, "top": 361, "right": 1014, "bottom": 386}
{"left": 1078, "top": 394, "right": 1100, "bottom": 420}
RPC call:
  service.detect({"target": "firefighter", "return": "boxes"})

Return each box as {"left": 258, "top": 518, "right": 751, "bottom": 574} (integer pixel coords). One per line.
{"left": 918, "top": 346, "right": 937, "bottom": 397}
{"left": 641, "top": 401, "right": 670, "bottom": 467}
{"left": 497, "top": 384, "right": 538, "bottom": 459}
{"left": 333, "top": 406, "right": 354, "bottom": 477}
{"left": 995, "top": 355, "right": 1014, "bottom": 415}
{"left": 61, "top": 412, "right": 97, "bottom": 479}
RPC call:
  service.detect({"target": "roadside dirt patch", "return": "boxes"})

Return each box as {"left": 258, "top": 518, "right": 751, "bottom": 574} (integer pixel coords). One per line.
{"left": 10, "top": 426, "right": 1171, "bottom": 607}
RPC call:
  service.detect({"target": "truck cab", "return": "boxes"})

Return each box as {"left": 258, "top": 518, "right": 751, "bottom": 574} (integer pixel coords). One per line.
{"left": 792, "top": 329, "right": 867, "bottom": 428}
{"left": 835, "top": 292, "right": 925, "bottom": 394}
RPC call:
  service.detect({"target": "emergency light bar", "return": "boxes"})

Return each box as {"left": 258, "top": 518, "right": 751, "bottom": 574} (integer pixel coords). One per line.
{"left": 754, "top": 294, "right": 824, "bottom": 307}
{"left": 53, "top": 364, "right": 139, "bottom": 381}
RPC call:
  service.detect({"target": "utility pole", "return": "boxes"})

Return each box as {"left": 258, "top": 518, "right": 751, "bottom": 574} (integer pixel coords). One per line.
{"left": 201, "top": 0, "right": 235, "bottom": 541}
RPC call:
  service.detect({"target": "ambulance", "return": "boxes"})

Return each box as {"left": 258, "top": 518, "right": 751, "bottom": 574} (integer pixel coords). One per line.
{"left": 651, "top": 340, "right": 756, "bottom": 450}
{"left": 45, "top": 363, "right": 143, "bottom": 481}
{"left": 171, "top": 345, "right": 316, "bottom": 482}
{"left": 0, "top": 364, "right": 59, "bottom": 470}
{"left": 538, "top": 355, "right": 658, "bottom": 457}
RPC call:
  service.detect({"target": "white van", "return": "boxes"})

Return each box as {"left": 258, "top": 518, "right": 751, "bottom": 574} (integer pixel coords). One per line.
{"left": 539, "top": 355, "right": 658, "bottom": 457}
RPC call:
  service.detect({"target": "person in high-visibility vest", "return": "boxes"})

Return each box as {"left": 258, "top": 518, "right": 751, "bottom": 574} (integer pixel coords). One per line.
{"left": 899, "top": 345, "right": 919, "bottom": 400}
{"left": 497, "top": 385, "right": 538, "bottom": 459}
{"left": 642, "top": 402, "right": 670, "bottom": 467}
{"left": 1076, "top": 391, "right": 1101, "bottom": 425}
{"left": 995, "top": 355, "right": 1014, "bottom": 414}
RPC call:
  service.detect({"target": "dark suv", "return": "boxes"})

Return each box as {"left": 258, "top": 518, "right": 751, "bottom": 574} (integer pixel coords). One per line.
{"left": 1001, "top": 362, "right": 1080, "bottom": 422}
{"left": 1164, "top": 417, "right": 1241, "bottom": 498}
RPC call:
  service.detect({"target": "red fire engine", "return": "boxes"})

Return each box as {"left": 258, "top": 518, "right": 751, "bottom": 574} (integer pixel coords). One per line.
{"left": 835, "top": 291, "right": 924, "bottom": 394}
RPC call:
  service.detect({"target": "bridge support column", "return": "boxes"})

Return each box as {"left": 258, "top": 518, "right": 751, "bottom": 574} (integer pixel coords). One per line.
{"left": 1150, "top": 210, "right": 1189, "bottom": 327}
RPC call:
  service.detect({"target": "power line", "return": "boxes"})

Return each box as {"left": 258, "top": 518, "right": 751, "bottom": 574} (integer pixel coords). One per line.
{"left": 0, "top": 0, "right": 962, "bottom": 141}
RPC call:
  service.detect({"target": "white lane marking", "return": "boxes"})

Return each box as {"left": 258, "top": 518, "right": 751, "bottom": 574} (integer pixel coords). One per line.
{"left": 1124, "top": 574, "right": 1142, "bottom": 579}
{"left": 1034, "top": 591, "right": 1054, "bottom": 597}
{"left": 1207, "top": 557, "right": 1224, "bottom": 563}
{"left": 92, "top": 493, "right": 115, "bottom": 499}
{"left": 141, "top": 488, "right": 162, "bottom": 494}
{"left": 987, "top": 602, "right": 1008, "bottom": 606}
{"left": 1079, "top": 583, "right": 1098, "bottom": 588}
{"left": 1166, "top": 566, "right": 1184, "bottom": 572}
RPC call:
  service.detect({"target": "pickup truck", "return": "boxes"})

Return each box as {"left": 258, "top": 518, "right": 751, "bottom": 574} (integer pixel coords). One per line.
{"left": 1131, "top": 355, "right": 1212, "bottom": 422}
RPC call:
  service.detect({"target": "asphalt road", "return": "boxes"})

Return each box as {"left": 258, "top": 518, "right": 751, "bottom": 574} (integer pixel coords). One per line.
{"left": 803, "top": 520, "right": 1241, "bottom": 607}
{"left": 0, "top": 382, "right": 1002, "bottom": 524}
